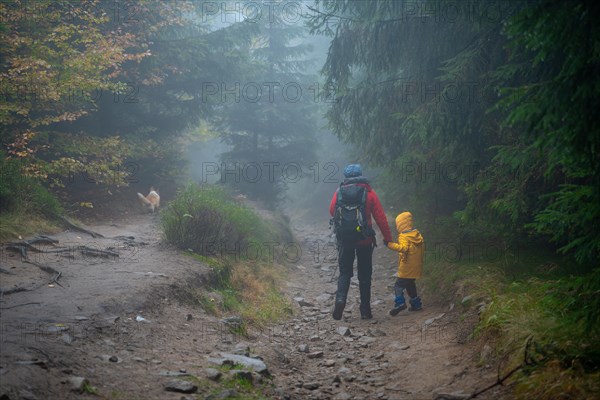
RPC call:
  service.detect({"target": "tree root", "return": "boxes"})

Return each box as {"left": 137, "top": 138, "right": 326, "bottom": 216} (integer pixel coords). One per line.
{"left": 60, "top": 216, "right": 105, "bottom": 238}
{"left": 78, "top": 246, "right": 119, "bottom": 258}
{"left": 0, "top": 302, "right": 41, "bottom": 310}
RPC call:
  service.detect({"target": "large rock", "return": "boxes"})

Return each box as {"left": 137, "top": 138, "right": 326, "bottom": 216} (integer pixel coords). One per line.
{"left": 205, "top": 368, "right": 222, "bottom": 381}
{"left": 218, "top": 353, "right": 269, "bottom": 375}
{"left": 163, "top": 379, "right": 198, "bottom": 394}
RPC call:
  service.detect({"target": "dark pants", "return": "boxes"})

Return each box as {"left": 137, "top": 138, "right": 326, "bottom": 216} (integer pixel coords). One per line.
{"left": 394, "top": 278, "right": 418, "bottom": 298}
{"left": 336, "top": 243, "right": 374, "bottom": 313}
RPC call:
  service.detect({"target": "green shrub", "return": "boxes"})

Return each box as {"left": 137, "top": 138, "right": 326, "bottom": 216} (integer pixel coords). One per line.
{"left": 161, "top": 184, "right": 273, "bottom": 257}
{"left": 0, "top": 154, "right": 62, "bottom": 217}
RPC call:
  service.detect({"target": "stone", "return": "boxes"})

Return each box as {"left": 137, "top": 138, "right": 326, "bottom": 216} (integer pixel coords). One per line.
{"left": 424, "top": 313, "right": 445, "bottom": 326}
{"left": 307, "top": 351, "right": 324, "bottom": 359}
{"left": 233, "top": 342, "right": 250, "bottom": 356}
{"left": 220, "top": 316, "right": 243, "bottom": 327}
{"left": 315, "top": 293, "right": 332, "bottom": 303}
{"left": 108, "top": 355, "right": 119, "bottom": 363}
{"left": 206, "top": 368, "right": 222, "bottom": 381}
{"left": 163, "top": 379, "right": 197, "bottom": 394}
{"left": 336, "top": 326, "right": 351, "bottom": 336}
{"left": 68, "top": 376, "right": 88, "bottom": 392}
{"left": 294, "top": 297, "right": 315, "bottom": 307}
{"left": 334, "top": 392, "right": 352, "bottom": 400}
{"left": 358, "top": 336, "right": 376, "bottom": 344}
{"left": 297, "top": 344, "right": 309, "bottom": 353}
{"left": 159, "top": 370, "right": 190, "bottom": 377}
{"left": 368, "top": 328, "right": 387, "bottom": 337}
{"left": 303, "top": 382, "right": 319, "bottom": 390}
{"left": 218, "top": 353, "right": 269, "bottom": 375}
{"left": 230, "top": 370, "right": 253, "bottom": 383}
{"left": 61, "top": 334, "right": 74, "bottom": 345}
{"left": 323, "top": 359, "right": 336, "bottom": 367}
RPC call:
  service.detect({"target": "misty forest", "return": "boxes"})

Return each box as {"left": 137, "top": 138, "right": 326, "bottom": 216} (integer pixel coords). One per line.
{"left": 1, "top": 1, "right": 599, "bottom": 399}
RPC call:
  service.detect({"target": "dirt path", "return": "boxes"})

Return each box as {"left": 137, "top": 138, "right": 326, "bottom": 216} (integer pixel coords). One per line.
{"left": 0, "top": 216, "right": 508, "bottom": 399}
{"left": 252, "top": 223, "right": 507, "bottom": 400}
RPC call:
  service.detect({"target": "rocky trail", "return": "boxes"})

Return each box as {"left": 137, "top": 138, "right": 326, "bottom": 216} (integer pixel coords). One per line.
{"left": 0, "top": 216, "right": 509, "bottom": 399}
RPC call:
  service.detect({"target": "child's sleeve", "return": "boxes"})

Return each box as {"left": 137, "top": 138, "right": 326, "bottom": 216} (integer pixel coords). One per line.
{"left": 387, "top": 235, "right": 410, "bottom": 253}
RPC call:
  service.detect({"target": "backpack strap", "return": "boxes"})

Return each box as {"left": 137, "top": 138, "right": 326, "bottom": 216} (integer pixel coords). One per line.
{"left": 360, "top": 185, "right": 367, "bottom": 206}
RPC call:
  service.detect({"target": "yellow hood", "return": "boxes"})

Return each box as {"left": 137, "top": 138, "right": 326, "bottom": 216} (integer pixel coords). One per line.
{"left": 395, "top": 212, "right": 423, "bottom": 244}
{"left": 396, "top": 212, "right": 413, "bottom": 232}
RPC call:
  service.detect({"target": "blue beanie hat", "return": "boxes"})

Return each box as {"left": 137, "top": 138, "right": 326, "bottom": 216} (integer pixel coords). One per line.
{"left": 343, "top": 164, "right": 362, "bottom": 178}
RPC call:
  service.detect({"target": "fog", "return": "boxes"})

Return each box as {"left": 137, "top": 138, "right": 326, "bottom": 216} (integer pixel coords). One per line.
{"left": 184, "top": 4, "right": 354, "bottom": 221}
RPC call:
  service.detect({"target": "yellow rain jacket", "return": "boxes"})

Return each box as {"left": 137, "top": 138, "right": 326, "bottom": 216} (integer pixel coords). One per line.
{"left": 387, "top": 212, "right": 424, "bottom": 279}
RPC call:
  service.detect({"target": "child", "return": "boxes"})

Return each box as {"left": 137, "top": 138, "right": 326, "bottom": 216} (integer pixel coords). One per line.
{"left": 386, "top": 211, "right": 424, "bottom": 315}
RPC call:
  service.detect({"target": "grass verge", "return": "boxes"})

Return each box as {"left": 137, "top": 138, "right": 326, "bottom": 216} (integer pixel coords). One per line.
{"left": 420, "top": 246, "right": 600, "bottom": 399}
{"left": 163, "top": 184, "right": 294, "bottom": 328}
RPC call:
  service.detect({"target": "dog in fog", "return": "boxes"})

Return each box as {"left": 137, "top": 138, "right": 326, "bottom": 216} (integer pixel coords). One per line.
{"left": 137, "top": 187, "right": 160, "bottom": 213}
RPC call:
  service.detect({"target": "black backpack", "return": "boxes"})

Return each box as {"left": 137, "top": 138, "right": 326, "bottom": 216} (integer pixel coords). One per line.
{"left": 333, "top": 182, "right": 371, "bottom": 243}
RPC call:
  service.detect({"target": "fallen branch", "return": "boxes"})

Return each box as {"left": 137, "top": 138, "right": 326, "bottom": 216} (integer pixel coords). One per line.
{"left": 61, "top": 216, "right": 105, "bottom": 238}
{"left": 466, "top": 364, "right": 522, "bottom": 399}
{"left": 467, "top": 336, "right": 533, "bottom": 399}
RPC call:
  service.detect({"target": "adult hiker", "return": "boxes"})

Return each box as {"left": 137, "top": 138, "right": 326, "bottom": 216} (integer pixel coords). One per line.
{"left": 329, "top": 164, "right": 393, "bottom": 320}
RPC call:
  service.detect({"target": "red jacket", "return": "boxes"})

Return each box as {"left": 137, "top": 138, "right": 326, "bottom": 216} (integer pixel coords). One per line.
{"left": 330, "top": 180, "right": 393, "bottom": 246}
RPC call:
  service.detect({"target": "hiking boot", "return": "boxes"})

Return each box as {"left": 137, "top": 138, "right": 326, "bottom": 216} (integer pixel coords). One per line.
{"left": 359, "top": 303, "right": 372, "bottom": 319}
{"left": 408, "top": 296, "right": 422, "bottom": 311}
{"left": 389, "top": 295, "right": 407, "bottom": 316}
{"left": 332, "top": 301, "right": 346, "bottom": 320}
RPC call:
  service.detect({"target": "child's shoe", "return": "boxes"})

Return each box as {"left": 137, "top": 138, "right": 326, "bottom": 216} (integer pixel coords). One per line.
{"left": 408, "top": 296, "right": 422, "bottom": 311}
{"left": 389, "top": 295, "right": 407, "bottom": 316}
